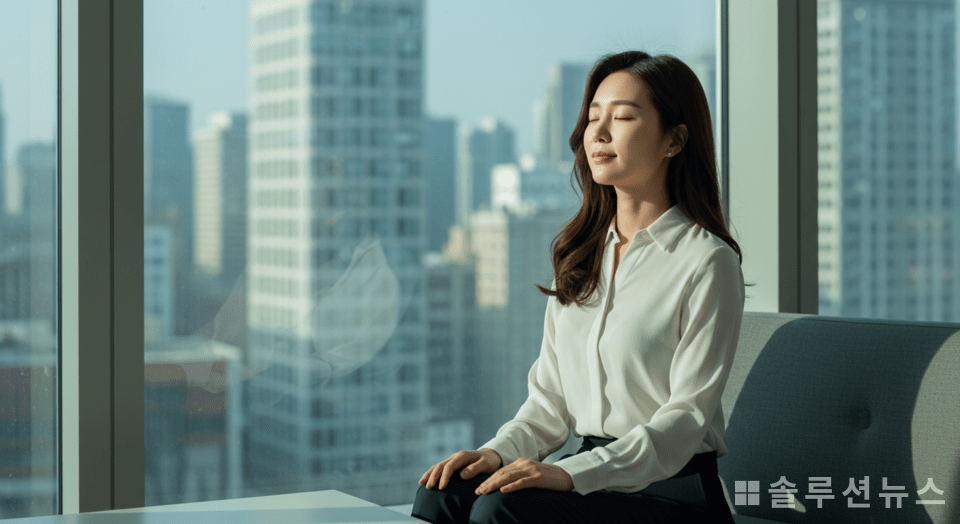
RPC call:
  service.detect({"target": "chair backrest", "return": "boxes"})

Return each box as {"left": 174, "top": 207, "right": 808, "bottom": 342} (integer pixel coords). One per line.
{"left": 717, "top": 312, "right": 960, "bottom": 524}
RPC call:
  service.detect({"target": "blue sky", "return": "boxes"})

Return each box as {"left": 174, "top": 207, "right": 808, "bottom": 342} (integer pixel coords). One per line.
{"left": 0, "top": 1, "right": 58, "bottom": 162}
{"left": 0, "top": 0, "right": 714, "bottom": 160}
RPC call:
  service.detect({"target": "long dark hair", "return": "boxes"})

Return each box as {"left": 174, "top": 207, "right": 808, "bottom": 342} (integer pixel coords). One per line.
{"left": 537, "top": 51, "right": 743, "bottom": 307}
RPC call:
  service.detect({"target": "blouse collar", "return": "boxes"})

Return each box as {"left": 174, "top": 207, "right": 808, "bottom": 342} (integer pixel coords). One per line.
{"left": 605, "top": 205, "right": 692, "bottom": 252}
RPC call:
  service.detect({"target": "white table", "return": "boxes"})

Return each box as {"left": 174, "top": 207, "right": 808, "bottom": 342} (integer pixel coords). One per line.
{"left": 6, "top": 491, "right": 423, "bottom": 523}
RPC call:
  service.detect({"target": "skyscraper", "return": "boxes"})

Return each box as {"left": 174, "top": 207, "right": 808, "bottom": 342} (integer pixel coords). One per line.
{"left": 144, "top": 97, "right": 195, "bottom": 334}
{"left": 423, "top": 251, "right": 476, "bottom": 437}
{"left": 817, "top": 0, "right": 960, "bottom": 321}
{"left": 17, "top": 143, "right": 56, "bottom": 327}
{"left": 462, "top": 119, "right": 516, "bottom": 214}
{"left": 541, "top": 63, "right": 590, "bottom": 172}
{"left": 247, "top": 0, "right": 427, "bottom": 505}
{"left": 469, "top": 203, "right": 567, "bottom": 443}
{"left": 491, "top": 155, "right": 578, "bottom": 214}
{"left": 194, "top": 111, "right": 248, "bottom": 285}
{"left": 425, "top": 118, "right": 457, "bottom": 252}
{"left": 144, "top": 224, "right": 174, "bottom": 344}
{"left": 0, "top": 85, "right": 6, "bottom": 218}
{"left": 145, "top": 97, "right": 193, "bottom": 247}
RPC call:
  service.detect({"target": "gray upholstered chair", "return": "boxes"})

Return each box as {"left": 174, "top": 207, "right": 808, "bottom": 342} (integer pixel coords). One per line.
{"left": 717, "top": 312, "right": 960, "bottom": 524}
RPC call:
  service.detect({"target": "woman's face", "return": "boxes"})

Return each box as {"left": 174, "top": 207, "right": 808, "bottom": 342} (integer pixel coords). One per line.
{"left": 585, "top": 71, "right": 676, "bottom": 195}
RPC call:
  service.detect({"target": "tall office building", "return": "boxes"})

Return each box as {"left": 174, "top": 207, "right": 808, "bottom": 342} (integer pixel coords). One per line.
{"left": 423, "top": 252, "right": 476, "bottom": 442}
{"left": 461, "top": 119, "right": 516, "bottom": 214}
{"left": 0, "top": 144, "right": 58, "bottom": 330}
{"left": 22, "top": 144, "right": 56, "bottom": 329}
{"left": 247, "top": 0, "right": 427, "bottom": 506}
{"left": 491, "top": 155, "right": 578, "bottom": 214}
{"left": 425, "top": 118, "right": 457, "bottom": 252}
{"left": 541, "top": 63, "right": 590, "bottom": 171}
{"left": 0, "top": 85, "right": 6, "bottom": 218}
{"left": 145, "top": 224, "right": 175, "bottom": 344}
{"left": 817, "top": 0, "right": 960, "bottom": 321}
{"left": 145, "top": 97, "right": 193, "bottom": 249}
{"left": 0, "top": 245, "right": 30, "bottom": 320}
{"left": 145, "top": 97, "right": 195, "bottom": 334}
{"left": 469, "top": 204, "right": 568, "bottom": 443}
{"left": 194, "top": 111, "right": 248, "bottom": 285}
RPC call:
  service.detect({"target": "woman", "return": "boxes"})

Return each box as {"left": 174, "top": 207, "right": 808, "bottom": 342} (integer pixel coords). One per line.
{"left": 413, "top": 50, "right": 744, "bottom": 524}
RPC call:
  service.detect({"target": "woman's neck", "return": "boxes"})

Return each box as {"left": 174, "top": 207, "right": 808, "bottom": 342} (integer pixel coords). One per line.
{"left": 614, "top": 192, "right": 671, "bottom": 242}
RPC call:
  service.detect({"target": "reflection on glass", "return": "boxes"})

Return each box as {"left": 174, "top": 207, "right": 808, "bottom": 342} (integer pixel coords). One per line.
{"left": 817, "top": 0, "right": 959, "bottom": 322}
{"left": 0, "top": 0, "right": 59, "bottom": 519}
{"left": 145, "top": 0, "right": 715, "bottom": 506}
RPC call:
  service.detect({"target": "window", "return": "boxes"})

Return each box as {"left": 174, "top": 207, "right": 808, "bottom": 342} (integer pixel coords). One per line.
{"left": 817, "top": 0, "right": 960, "bottom": 322}
{"left": 131, "top": 0, "right": 720, "bottom": 510}
{"left": 0, "top": 1, "right": 58, "bottom": 518}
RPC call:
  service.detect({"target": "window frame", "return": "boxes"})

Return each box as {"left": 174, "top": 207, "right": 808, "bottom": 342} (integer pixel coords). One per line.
{"left": 722, "top": 0, "right": 817, "bottom": 314}
{"left": 61, "top": 0, "right": 144, "bottom": 512}
{"left": 57, "top": 0, "right": 816, "bottom": 513}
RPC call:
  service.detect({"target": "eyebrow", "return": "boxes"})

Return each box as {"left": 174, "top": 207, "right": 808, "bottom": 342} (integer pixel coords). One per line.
{"left": 589, "top": 100, "right": 642, "bottom": 109}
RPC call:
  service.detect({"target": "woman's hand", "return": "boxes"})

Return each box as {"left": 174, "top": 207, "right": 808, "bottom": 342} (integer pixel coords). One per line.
{"left": 419, "top": 448, "right": 502, "bottom": 490}
{"left": 475, "top": 458, "right": 574, "bottom": 495}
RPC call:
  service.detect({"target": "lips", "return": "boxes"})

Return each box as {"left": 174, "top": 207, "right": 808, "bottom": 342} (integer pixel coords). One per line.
{"left": 592, "top": 153, "right": 616, "bottom": 162}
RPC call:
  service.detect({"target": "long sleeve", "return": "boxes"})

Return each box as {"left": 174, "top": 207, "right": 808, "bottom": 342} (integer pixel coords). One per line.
{"left": 479, "top": 295, "right": 572, "bottom": 466}
{"left": 555, "top": 245, "right": 745, "bottom": 494}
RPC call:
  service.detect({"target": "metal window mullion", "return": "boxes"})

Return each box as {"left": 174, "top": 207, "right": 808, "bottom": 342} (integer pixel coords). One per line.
{"left": 61, "top": 0, "right": 143, "bottom": 513}
{"left": 111, "top": 0, "right": 144, "bottom": 510}
{"left": 796, "top": 0, "right": 818, "bottom": 314}
{"left": 718, "top": 0, "right": 730, "bottom": 224}
{"left": 726, "top": 0, "right": 816, "bottom": 314}
{"left": 777, "top": 0, "right": 818, "bottom": 313}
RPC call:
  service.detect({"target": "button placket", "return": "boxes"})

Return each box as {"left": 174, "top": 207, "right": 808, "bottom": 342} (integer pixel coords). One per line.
{"left": 595, "top": 231, "right": 652, "bottom": 430}
{"left": 590, "top": 237, "right": 618, "bottom": 430}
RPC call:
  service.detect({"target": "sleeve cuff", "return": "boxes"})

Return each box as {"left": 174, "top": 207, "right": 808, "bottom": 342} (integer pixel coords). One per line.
{"left": 554, "top": 450, "right": 607, "bottom": 494}
{"left": 479, "top": 435, "right": 522, "bottom": 466}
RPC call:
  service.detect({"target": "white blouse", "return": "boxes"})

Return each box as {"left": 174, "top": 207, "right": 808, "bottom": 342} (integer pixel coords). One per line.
{"left": 480, "top": 205, "right": 746, "bottom": 495}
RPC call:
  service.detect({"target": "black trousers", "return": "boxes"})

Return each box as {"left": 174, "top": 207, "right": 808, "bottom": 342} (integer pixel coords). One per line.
{"left": 411, "top": 436, "right": 736, "bottom": 524}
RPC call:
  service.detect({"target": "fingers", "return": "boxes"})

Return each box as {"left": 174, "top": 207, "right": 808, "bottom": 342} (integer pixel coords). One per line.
{"left": 476, "top": 465, "right": 525, "bottom": 495}
{"left": 421, "top": 451, "right": 500, "bottom": 490}
{"left": 460, "top": 455, "right": 485, "bottom": 480}
{"left": 419, "top": 463, "right": 435, "bottom": 485}
{"left": 430, "top": 460, "right": 450, "bottom": 490}
{"left": 425, "top": 460, "right": 446, "bottom": 490}
{"left": 474, "top": 459, "right": 567, "bottom": 495}
{"left": 422, "top": 451, "right": 469, "bottom": 490}
{"left": 438, "top": 452, "right": 469, "bottom": 490}
{"left": 498, "top": 476, "right": 533, "bottom": 494}
{"left": 460, "top": 463, "right": 475, "bottom": 480}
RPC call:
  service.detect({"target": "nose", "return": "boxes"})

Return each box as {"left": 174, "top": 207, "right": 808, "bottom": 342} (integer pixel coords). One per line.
{"left": 589, "top": 117, "right": 610, "bottom": 144}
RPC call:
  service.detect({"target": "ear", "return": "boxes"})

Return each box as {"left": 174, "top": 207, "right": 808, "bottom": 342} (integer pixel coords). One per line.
{"left": 668, "top": 124, "right": 688, "bottom": 155}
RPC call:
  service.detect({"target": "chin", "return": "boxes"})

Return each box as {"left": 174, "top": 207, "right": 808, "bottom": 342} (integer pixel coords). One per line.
{"left": 590, "top": 171, "right": 620, "bottom": 187}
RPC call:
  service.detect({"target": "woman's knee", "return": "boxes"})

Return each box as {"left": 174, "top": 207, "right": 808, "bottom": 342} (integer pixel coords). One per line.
{"left": 412, "top": 473, "right": 491, "bottom": 524}
{"left": 411, "top": 484, "right": 448, "bottom": 523}
{"left": 468, "top": 491, "right": 529, "bottom": 524}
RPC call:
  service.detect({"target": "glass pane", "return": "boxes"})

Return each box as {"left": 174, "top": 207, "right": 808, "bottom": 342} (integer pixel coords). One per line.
{"left": 0, "top": 0, "right": 60, "bottom": 519}
{"left": 144, "top": 0, "right": 715, "bottom": 506}
{"left": 817, "top": 0, "right": 959, "bottom": 321}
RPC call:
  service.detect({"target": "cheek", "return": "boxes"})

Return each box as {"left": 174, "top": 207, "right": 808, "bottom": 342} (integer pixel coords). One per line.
{"left": 627, "top": 134, "right": 658, "bottom": 159}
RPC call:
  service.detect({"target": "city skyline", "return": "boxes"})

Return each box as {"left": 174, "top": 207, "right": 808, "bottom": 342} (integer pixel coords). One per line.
{"left": 3, "top": 0, "right": 960, "bottom": 518}
{"left": 142, "top": 0, "right": 714, "bottom": 159}
{"left": 0, "top": 1, "right": 716, "bottom": 168}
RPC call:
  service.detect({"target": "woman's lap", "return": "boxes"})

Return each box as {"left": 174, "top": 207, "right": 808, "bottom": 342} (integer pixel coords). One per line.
{"left": 411, "top": 469, "right": 715, "bottom": 524}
